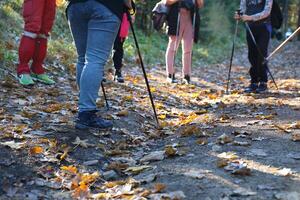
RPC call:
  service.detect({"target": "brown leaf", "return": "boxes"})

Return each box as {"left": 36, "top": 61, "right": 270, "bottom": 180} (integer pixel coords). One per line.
{"left": 117, "top": 110, "right": 129, "bottom": 117}
{"left": 216, "top": 159, "right": 229, "bottom": 168}
{"left": 165, "top": 146, "right": 177, "bottom": 157}
{"left": 153, "top": 183, "right": 166, "bottom": 193}
{"left": 292, "top": 133, "right": 300, "bottom": 142}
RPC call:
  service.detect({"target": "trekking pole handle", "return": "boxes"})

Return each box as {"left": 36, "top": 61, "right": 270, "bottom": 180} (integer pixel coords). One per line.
{"left": 236, "top": 9, "right": 243, "bottom": 16}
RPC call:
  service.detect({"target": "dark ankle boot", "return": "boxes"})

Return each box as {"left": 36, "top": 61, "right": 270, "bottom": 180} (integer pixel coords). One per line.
{"left": 114, "top": 70, "right": 124, "bottom": 83}
{"left": 183, "top": 75, "right": 190, "bottom": 84}
{"left": 244, "top": 83, "right": 258, "bottom": 93}
{"left": 75, "top": 110, "right": 113, "bottom": 130}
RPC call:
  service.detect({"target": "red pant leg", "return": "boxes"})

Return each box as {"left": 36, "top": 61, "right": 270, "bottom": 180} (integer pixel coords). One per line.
{"left": 17, "top": 36, "right": 36, "bottom": 75}
{"left": 40, "top": 0, "right": 56, "bottom": 35}
{"left": 31, "top": 38, "right": 47, "bottom": 74}
{"left": 31, "top": 0, "right": 56, "bottom": 74}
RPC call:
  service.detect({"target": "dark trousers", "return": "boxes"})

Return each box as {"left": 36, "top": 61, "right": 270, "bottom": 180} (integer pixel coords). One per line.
{"left": 246, "top": 23, "right": 271, "bottom": 83}
{"left": 112, "top": 34, "right": 125, "bottom": 71}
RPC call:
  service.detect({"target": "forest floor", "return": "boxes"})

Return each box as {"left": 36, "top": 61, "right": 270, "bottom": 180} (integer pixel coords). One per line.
{"left": 0, "top": 41, "right": 299, "bottom": 200}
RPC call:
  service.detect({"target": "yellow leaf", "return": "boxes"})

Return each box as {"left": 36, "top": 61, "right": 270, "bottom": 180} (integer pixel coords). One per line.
{"left": 150, "top": 87, "right": 156, "bottom": 93}
{"left": 61, "top": 165, "right": 78, "bottom": 174}
{"left": 158, "top": 114, "right": 167, "bottom": 120}
{"left": 122, "top": 95, "right": 133, "bottom": 102}
{"left": 80, "top": 172, "right": 100, "bottom": 185}
{"left": 105, "top": 180, "right": 127, "bottom": 188}
{"left": 29, "top": 146, "right": 43, "bottom": 155}
{"left": 72, "top": 183, "right": 89, "bottom": 199}
{"left": 179, "top": 113, "right": 198, "bottom": 125}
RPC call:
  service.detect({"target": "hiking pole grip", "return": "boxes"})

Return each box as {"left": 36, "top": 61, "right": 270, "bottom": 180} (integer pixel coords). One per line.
{"left": 128, "top": 15, "right": 159, "bottom": 126}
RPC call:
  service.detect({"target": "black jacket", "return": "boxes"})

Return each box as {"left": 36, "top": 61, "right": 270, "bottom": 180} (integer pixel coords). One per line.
{"left": 166, "top": 2, "right": 201, "bottom": 43}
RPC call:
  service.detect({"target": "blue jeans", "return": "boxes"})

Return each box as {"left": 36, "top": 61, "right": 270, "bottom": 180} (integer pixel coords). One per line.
{"left": 67, "top": 0, "right": 120, "bottom": 112}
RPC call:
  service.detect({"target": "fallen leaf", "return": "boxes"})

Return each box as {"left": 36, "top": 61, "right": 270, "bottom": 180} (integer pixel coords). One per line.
{"left": 153, "top": 183, "right": 166, "bottom": 193}
{"left": 217, "top": 134, "right": 233, "bottom": 144}
{"left": 0, "top": 141, "right": 26, "bottom": 150}
{"left": 29, "top": 146, "right": 44, "bottom": 155}
{"left": 124, "top": 165, "right": 153, "bottom": 174}
{"left": 61, "top": 165, "right": 78, "bottom": 174}
{"left": 72, "top": 137, "right": 93, "bottom": 148}
{"left": 164, "top": 146, "right": 177, "bottom": 157}
{"left": 292, "top": 133, "right": 300, "bottom": 142}
{"left": 117, "top": 110, "right": 129, "bottom": 117}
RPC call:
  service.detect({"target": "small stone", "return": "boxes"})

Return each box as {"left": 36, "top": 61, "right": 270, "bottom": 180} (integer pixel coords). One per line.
{"left": 103, "top": 170, "right": 119, "bottom": 181}
{"left": 83, "top": 160, "right": 99, "bottom": 166}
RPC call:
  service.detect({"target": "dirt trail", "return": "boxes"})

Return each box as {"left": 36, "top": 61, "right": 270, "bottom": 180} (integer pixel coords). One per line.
{"left": 0, "top": 41, "right": 299, "bottom": 200}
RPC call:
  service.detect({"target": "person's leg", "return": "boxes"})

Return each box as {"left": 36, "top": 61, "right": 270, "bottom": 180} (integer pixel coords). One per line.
{"left": 166, "top": 11, "right": 184, "bottom": 82}
{"left": 17, "top": 0, "right": 45, "bottom": 82}
{"left": 79, "top": 2, "right": 120, "bottom": 112}
{"left": 181, "top": 10, "right": 193, "bottom": 83}
{"left": 112, "top": 34, "right": 125, "bottom": 82}
{"left": 246, "top": 29, "right": 259, "bottom": 84}
{"left": 31, "top": 0, "right": 56, "bottom": 77}
{"left": 256, "top": 24, "right": 271, "bottom": 92}
{"left": 256, "top": 24, "right": 270, "bottom": 83}
{"left": 245, "top": 27, "right": 259, "bottom": 92}
{"left": 166, "top": 36, "right": 177, "bottom": 76}
{"left": 67, "top": 4, "right": 88, "bottom": 88}
{"left": 113, "top": 34, "right": 124, "bottom": 72}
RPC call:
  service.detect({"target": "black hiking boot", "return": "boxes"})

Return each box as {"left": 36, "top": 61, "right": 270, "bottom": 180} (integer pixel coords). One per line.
{"left": 256, "top": 82, "right": 268, "bottom": 93}
{"left": 244, "top": 83, "right": 258, "bottom": 93}
{"left": 75, "top": 110, "right": 113, "bottom": 130}
{"left": 183, "top": 75, "right": 191, "bottom": 84}
{"left": 167, "top": 74, "right": 177, "bottom": 83}
{"left": 114, "top": 70, "right": 124, "bottom": 83}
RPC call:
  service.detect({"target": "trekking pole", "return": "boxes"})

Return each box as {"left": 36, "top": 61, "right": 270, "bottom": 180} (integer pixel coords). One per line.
{"left": 226, "top": 10, "right": 241, "bottom": 94}
{"left": 244, "top": 22, "right": 279, "bottom": 90}
{"left": 172, "top": 5, "right": 181, "bottom": 79}
{"left": 128, "top": 14, "right": 159, "bottom": 126}
{"left": 264, "top": 26, "right": 300, "bottom": 64}
{"left": 101, "top": 81, "right": 109, "bottom": 110}
{"left": 190, "top": 0, "right": 197, "bottom": 83}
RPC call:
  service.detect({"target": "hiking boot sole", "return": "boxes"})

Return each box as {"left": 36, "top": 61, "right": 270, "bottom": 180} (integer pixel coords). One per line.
{"left": 75, "top": 123, "right": 113, "bottom": 130}
{"left": 32, "top": 77, "right": 55, "bottom": 85}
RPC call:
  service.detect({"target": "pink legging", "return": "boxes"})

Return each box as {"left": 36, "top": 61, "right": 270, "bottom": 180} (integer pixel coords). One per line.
{"left": 166, "top": 8, "right": 194, "bottom": 76}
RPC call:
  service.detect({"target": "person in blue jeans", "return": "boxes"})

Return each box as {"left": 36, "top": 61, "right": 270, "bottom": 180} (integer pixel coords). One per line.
{"left": 67, "top": 0, "right": 131, "bottom": 129}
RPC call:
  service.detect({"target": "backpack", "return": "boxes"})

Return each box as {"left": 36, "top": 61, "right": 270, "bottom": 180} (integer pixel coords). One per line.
{"left": 119, "top": 13, "right": 130, "bottom": 40}
{"left": 270, "top": 0, "right": 283, "bottom": 29}
{"left": 152, "top": 1, "right": 170, "bottom": 31}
